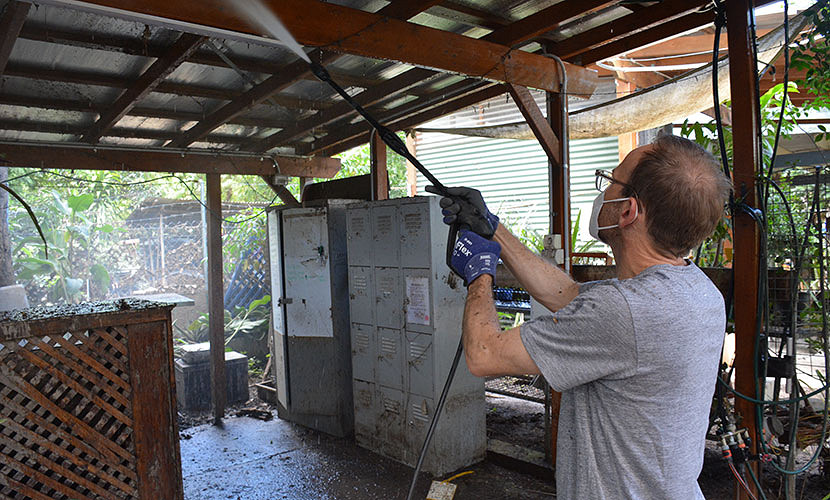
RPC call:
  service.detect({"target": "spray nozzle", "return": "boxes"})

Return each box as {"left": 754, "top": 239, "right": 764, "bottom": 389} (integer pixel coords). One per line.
{"left": 310, "top": 61, "right": 331, "bottom": 83}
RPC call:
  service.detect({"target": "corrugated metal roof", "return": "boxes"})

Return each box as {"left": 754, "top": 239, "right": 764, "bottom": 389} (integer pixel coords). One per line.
{"left": 0, "top": 0, "right": 729, "bottom": 164}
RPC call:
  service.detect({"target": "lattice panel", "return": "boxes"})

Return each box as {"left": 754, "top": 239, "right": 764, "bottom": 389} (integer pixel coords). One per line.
{"left": 0, "top": 327, "right": 138, "bottom": 500}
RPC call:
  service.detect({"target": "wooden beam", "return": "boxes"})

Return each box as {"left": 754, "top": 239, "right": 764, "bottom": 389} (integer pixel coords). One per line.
{"left": 0, "top": 92, "right": 299, "bottom": 128}
{"left": 376, "top": 0, "right": 443, "bottom": 20}
{"left": 82, "top": 33, "right": 205, "bottom": 143}
{"left": 576, "top": 12, "right": 714, "bottom": 66}
{"left": 4, "top": 62, "right": 237, "bottom": 100}
{"left": 0, "top": 1, "right": 29, "bottom": 75}
{"left": 370, "top": 131, "right": 388, "bottom": 201}
{"left": 484, "top": 0, "right": 615, "bottom": 47}
{"left": 260, "top": 175, "right": 300, "bottom": 206}
{"left": 507, "top": 84, "right": 561, "bottom": 166}
{"left": 4, "top": 61, "right": 331, "bottom": 113}
{"left": 318, "top": 83, "right": 506, "bottom": 157}
{"left": 0, "top": 117, "right": 255, "bottom": 144}
{"left": 0, "top": 143, "right": 341, "bottom": 177}
{"left": 205, "top": 173, "right": 226, "bottom": 425}
{"left": 247, "top": 68, "right": 440, "bottom": 152}
{"left": 166, "top": 50, "right": 340, "bottom": 148}
{"left": 17, "top": 23, "right": 382, "bottom": 90}
{"left": 250, "top": 0, "right": 603, "bottom": 154}
{"left": 303, "top": 79, "right": 492, "bottom": 155}
{"left": 68, "top": 0, "right": 592, "bottom": 93}
{"left": 550, "top": 0, "right": 711, "bottom": 61}
{"left": 726, "top": 0, "right": 762, "bottom": 497}
{"left": 437, "top": 0, "right": 510, "bottom": 31}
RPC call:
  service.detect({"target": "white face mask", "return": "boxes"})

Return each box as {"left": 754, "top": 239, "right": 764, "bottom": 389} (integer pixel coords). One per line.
{"left": 588, "top": 191, "right": 637, "bottom": 241}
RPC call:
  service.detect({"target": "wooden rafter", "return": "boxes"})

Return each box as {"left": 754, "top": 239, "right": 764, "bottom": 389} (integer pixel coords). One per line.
{"left": 0, "top": 143, "right": 341, "bottom": 177}
{"left": 69, "top": 0, "right": 584, "bottom": 93}
{"left": 231, "top": 2, "right": 441, "bottom": 153}
{"left": 484, "top": 0, "right": 615, "bottom": 47}
{"left": 166, "top": 50, "right": 340, "bottom": 148}
{"left": 436, "top": 1, "right": 510, "bottom": 31}
{"left": 260, "top": 176, "right": 300, "bottom": 206}
{"left": 0, "top": 118, "right": 254, "bottom": 143}
{"left": 246, "top": 68, "right": 441, "bottom": 152}
{"left": 315, "top": 83, "right": 506, "bottom": 157}
{"left": 301, "top": 79, "right": 491, "bottom": 155}
{"left": 576, "top": 11, "right": 713, "bottom": 66}
{"left": 550, "top": 0, "right": 711, "bottom": 61}
{"left": 18, "top": 24, "right": 384, "bottom": 91}
{"left": 0, "top": 93, "right": 297, "bottom": 129}
{"left": 253, "top": 0, "right": 605, "bottom": 154}
{"left": 3, "top": 62, "right": 333, "bottom": 111}
{"left": 0, "top": 1, "right": 30, "bottom": 75}
{"left": 507, "top": 84, "right": 560, "bottom": 165}
{"left": 376, "top": 0, "right": 444, "bottom": 20}
{"left": 82, "top": 33, "right": 205, "bottom": 143}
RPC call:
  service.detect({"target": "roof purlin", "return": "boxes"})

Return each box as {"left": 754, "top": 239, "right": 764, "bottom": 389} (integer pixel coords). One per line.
{"left": 0, "top": 1, "right": 30, "bottom": 75}
{"left": 81, "top": 32, "right": 206, "bottom": 143}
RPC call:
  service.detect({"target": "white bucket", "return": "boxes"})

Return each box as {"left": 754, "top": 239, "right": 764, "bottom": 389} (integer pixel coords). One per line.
{"left": 0, "top": 285, "right": 29, "bottom": 312}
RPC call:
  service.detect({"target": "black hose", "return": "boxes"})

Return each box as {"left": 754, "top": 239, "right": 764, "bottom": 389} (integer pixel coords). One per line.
{"left": 405, "top": 337, "right": 464, "bottom": 500}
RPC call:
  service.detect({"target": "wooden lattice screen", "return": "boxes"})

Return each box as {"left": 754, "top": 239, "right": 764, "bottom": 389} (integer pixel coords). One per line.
{"left": 0, "top": 300, "right": 183, "bottom": 500}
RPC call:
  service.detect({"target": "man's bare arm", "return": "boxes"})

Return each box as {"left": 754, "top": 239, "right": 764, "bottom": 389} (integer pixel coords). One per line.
{"left": 492, "top": 225, "right": 578, "bottom": 312}
{"left": 463, "top": 275, "right": 540, "bottom": 377}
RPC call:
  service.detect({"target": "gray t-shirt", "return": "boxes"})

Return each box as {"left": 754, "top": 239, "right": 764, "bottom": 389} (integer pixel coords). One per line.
{"left": 521, "top": 262, "right": 724, "bottom": 500}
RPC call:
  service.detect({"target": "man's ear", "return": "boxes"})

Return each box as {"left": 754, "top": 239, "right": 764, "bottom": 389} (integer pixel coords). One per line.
{"left": 618, "top": 197, "right": 640, "bottom": 228}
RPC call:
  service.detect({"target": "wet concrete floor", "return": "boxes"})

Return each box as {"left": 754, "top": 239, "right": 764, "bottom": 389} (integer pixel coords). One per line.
{"left": 180, "top": 412, "right": 557, "bottom": 500}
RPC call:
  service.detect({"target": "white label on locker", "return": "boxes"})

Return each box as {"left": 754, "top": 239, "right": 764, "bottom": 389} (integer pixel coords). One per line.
{"left": 405, "top": 276, "right": 430, "bottom": 325}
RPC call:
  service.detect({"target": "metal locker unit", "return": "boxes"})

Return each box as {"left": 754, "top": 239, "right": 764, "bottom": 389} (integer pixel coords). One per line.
{"left": 347, "top": 196, "right": 485, "bottom": 476}
{"left": 267, "top": 200, "right": 353, "bottom": 437}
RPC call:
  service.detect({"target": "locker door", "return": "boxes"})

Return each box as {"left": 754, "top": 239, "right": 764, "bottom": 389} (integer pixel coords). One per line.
{"left": 282, "top": 209, "right": 333, "bottom": 338}
{"left": 267, "top": 210, "right": 289, "bottom": 407}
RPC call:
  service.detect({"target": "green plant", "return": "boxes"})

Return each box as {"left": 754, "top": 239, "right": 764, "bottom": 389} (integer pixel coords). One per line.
{"left": 177, "top": 295, "right": 271, "bottom": 350}
{"left": 323, "top": 132, "right": 409, "bottom": 198}
{"left": 14, "top": 191, "right": 116, "bottom": 303}
{"left": 791, "top": 2, "right": 830, "bottom": 113}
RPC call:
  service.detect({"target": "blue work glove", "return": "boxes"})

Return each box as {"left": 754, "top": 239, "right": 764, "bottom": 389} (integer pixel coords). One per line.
{"left": 425, "top": 186, "right": 499, "bottom": 239}
{"left": 451, "top": 230, "right": 501, "bottom": 286}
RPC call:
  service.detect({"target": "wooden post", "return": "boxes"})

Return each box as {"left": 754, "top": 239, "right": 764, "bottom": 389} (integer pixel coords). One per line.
{"left": 0, "top": 166, "right": 14, "bottom": 287}
{"left": 506, "top": 80, "right": 569, "bottom": 468}
{"left": 370, "top": 131, "right": 389, "bottom": 200}
{"left": 205, "top": 173, "right": 226, "bottom": 424}
{"left": 726, "top": 1, "right": 761, "bottom": 498}
{"left": 616, "top": 80, "right": 639, "bottom": 162}
{"left": 546, "top": 74, "right": 569, "bottom": 468}
{"left": 406, "top": 132, "right": 418, "bottom": 197}
{"left": 127, "top": 318, "right": 184, "bottom": 499}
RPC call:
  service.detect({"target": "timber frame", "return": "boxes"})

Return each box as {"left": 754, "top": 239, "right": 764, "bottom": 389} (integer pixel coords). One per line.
{"left": 0, "top": 2, "right": 778, "bottom": 490}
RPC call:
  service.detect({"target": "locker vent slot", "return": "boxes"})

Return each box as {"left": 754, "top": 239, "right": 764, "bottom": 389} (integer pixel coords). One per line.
{"left": 381, "top": 338, "right": 397, "bottom": 355}
{"left": 412, "top": 401, "right": 430, "bottom": 422}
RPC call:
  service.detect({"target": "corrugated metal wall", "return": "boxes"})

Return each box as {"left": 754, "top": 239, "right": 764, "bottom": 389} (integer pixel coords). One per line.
{"left": 413, "top": 92, "right": 619, "bottom": 249}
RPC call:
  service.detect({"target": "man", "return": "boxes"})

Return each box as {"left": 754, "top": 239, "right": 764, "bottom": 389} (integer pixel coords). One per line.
{"left": 429, "top": 135, "right": 732, "bottom": 499}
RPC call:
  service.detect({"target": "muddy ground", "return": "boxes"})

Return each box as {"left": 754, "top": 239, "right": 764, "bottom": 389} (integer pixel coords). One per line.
{"left": 178, "top": 381, "right": 829, "bottom": 499}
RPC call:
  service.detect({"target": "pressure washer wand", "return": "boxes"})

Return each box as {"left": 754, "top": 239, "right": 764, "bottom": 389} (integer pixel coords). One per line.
{"left": 309, "top": 62, "right": 448, "bottom": 194}
{"left": 308, "top": 61, "right": 466, "bottom": 500}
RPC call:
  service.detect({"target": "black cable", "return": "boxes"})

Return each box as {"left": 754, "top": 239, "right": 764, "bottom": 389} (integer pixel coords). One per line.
{"left": 711, "top": 0, "right": 732, "bottom": 180}
{"left": 405, "top": 337, "right": 463, "bottom": 500}
{"left": 764, "top": 0, "right": 790, "bottom": 208}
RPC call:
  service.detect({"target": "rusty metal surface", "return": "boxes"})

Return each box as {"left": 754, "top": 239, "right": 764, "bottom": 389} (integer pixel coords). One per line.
{"left": 0, "top": 300, "right": 182, "bottom": 500}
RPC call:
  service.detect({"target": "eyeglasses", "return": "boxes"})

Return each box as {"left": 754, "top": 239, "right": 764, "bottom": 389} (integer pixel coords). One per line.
{"left": 595, "top": 169, "right": 637, "bottom": 197}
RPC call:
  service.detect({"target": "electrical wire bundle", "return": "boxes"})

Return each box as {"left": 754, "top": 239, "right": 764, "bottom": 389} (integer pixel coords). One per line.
{"left": 710, "top": 1, "right": 830, "bottom": 498}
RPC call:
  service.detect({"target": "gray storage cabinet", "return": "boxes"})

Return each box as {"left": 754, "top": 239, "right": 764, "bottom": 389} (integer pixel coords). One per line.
{"left": 267, "top": 200, "right": 353, "bottom": 437}
{"left": 347, "top": 196, "right": 485, "bottom": 475}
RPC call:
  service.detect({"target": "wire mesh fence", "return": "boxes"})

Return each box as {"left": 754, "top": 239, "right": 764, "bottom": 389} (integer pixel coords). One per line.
{"left": 763, "top": 165, "right": 830, "bottom": 472}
